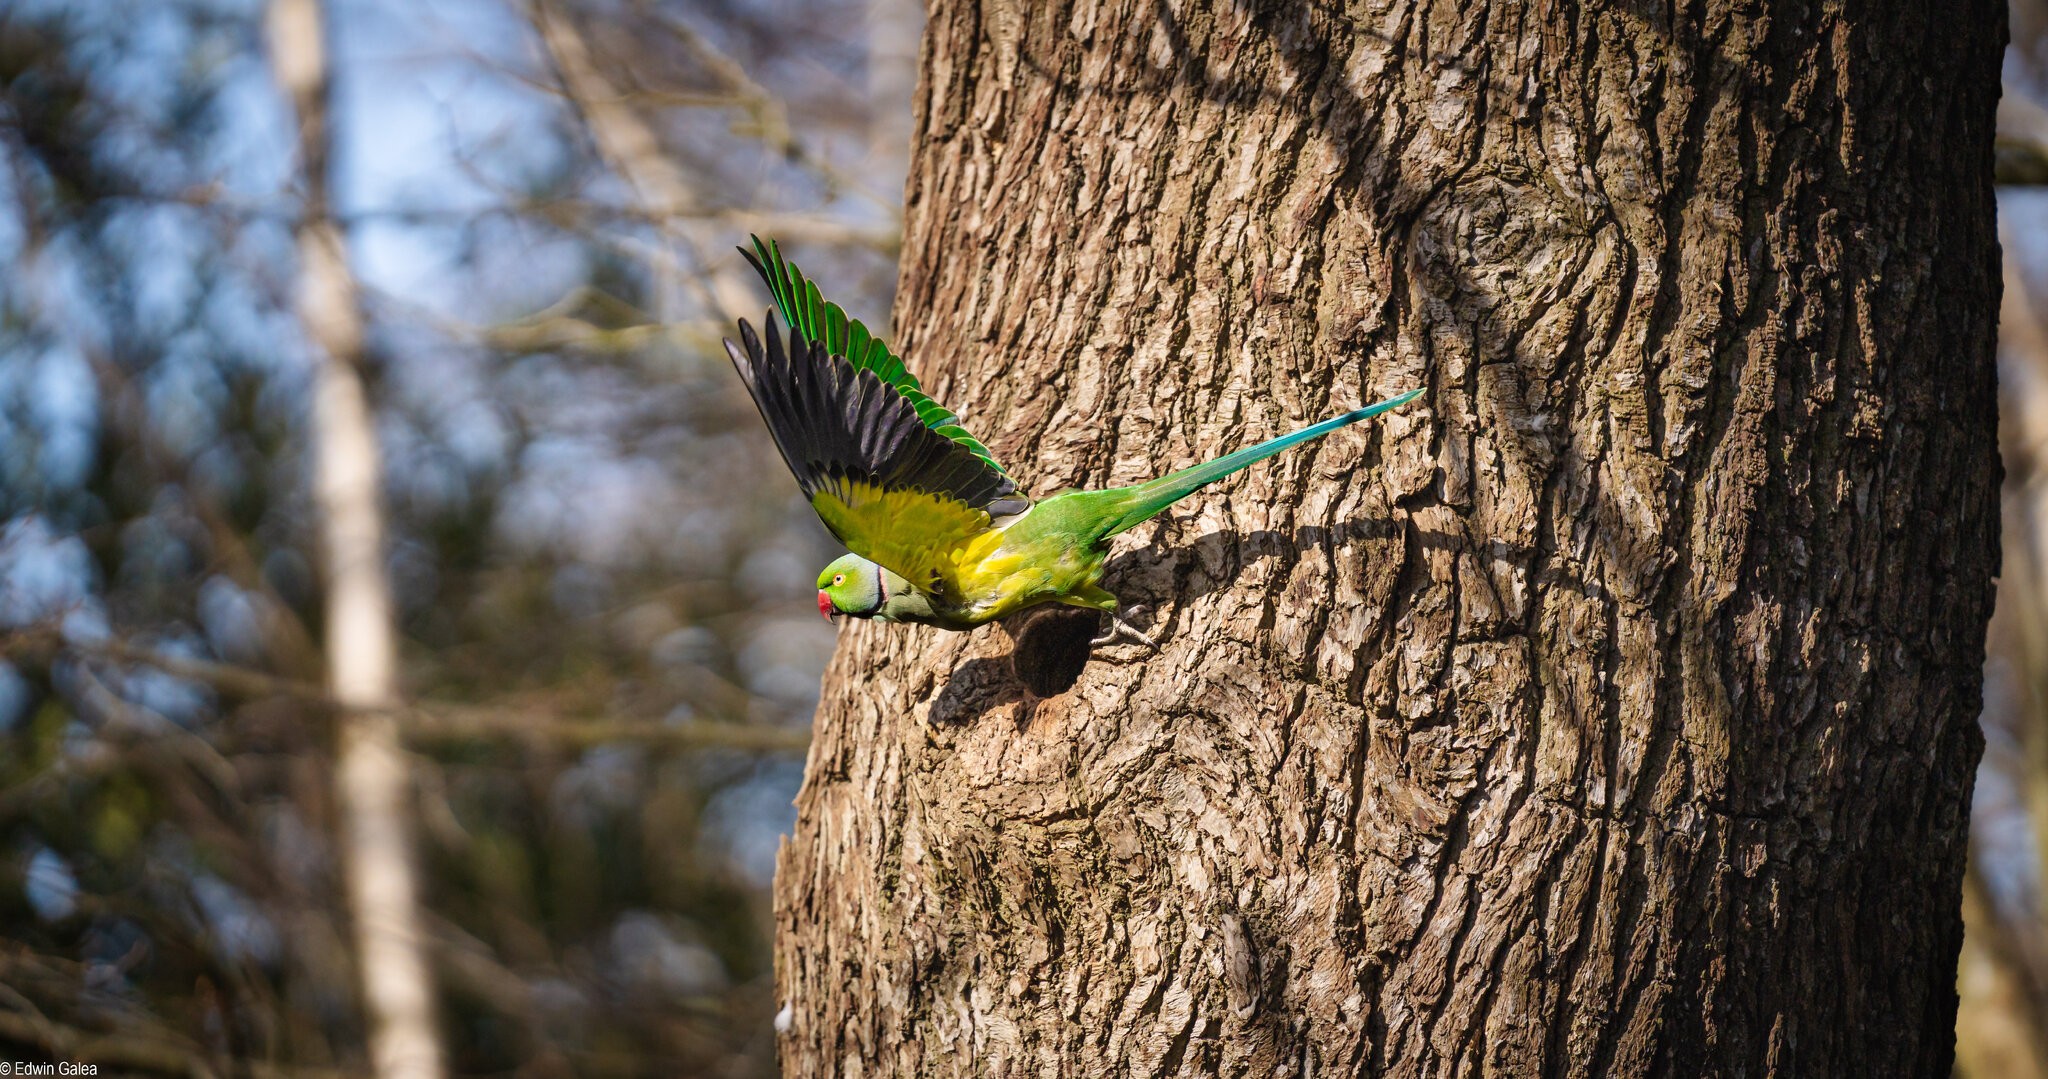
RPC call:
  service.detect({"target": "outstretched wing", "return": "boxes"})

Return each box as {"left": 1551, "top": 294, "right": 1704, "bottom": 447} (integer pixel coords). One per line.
{"left": 724, "top": 316, "right": 1028, "bottom": 597}
{"left": 739, "top": 235, "right": 1012, "bottom": 478}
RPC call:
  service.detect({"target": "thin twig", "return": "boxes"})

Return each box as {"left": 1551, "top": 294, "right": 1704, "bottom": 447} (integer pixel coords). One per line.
{"left": 406, "top": 705, "right": 810, "bottom": 753}
{"left": 0, "top": 1008, "right": 357, "bottom": 1079}
{"left": 0, "top": 1009, "right": 222, "bottom": 1079}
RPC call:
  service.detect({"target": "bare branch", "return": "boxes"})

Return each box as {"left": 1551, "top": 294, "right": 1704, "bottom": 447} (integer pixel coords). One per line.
{"left": 1, "top": 628, "right": 323, "bottom": 702}
{"left": 407, "top": 705, "right": 811, "bottom": 753}
{"left": 0, "top": 1009, "right": 223, "bottom": 1079}
{"left": 0, "top": 1007, "right": 354, "bottom": 1079}
{"left": 1, "top": 627, "right": 808, "bottom": 755}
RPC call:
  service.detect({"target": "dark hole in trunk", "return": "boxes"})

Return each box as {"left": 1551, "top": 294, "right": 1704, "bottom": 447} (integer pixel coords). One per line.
{"left": 1007, "top": 607, "right": 1096, "bottom": 696}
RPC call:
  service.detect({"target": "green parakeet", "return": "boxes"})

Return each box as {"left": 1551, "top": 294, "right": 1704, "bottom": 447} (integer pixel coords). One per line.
{"left": 724, "top": 236, "right": 1422, "bottom": 639}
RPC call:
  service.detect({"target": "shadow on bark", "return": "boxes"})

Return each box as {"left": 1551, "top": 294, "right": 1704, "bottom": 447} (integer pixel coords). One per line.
{"left": 928, "top": 509, "right": 1612, "bottom": 727}
{"left": 1102, "top": 517, "right": 1594, "bottom": 607}
{"left": 927, "top": 653, "right": 1030, "bottom": 726}
{"left": 929, "top": 607, "right": 1100, "bottom": 724}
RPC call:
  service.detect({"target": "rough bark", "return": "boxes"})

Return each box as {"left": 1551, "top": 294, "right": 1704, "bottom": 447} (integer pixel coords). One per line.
{"left": 774, "top": 1, "right": 2005, "bottom": 1075}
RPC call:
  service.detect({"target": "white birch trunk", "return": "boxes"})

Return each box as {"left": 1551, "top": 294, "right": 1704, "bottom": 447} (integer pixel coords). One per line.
{"left": 268, "top": 1, "right": 446, "bottom": 1075}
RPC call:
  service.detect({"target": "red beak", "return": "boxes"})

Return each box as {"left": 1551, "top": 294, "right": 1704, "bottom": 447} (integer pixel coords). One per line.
{"left": 818, "top": 591, "right": 835, "bottom": 621}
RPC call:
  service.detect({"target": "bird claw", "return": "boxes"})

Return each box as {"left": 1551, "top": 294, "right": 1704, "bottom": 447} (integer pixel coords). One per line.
{"left": 1091, "top": 609, "right": 1158, "bottom": 649}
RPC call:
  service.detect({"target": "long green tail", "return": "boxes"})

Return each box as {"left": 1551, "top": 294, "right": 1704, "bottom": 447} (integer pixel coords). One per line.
{"left": 1094, "top": 388, "right": 1423, "bottom": 538}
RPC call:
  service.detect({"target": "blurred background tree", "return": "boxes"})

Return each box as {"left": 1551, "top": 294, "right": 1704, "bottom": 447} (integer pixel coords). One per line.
{"left": 0, "top": 0, "right": 913, "bottom": 1073}
{"left": 0, "top": 0, "right": 2047, "bottom": 1075}
{"left": 1968, "top": 0, "right": 2048, "bottom": 1073}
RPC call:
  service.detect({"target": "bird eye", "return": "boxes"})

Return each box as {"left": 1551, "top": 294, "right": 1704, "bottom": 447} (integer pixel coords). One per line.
{"left": 833, "top": 574, "right": 844, "bottom": 585}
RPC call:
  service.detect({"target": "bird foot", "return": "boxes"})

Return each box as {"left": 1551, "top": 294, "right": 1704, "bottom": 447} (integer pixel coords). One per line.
{"left": 1091, "top": 608, "right": 1158, "bottom": 649}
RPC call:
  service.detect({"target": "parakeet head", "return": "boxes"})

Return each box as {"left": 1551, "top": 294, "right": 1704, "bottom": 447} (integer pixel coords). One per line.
{"left": 816, "top": 554, "right": 886, "bottom": 621}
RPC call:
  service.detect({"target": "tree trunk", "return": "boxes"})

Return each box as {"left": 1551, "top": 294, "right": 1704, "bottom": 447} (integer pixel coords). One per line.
{"left": 773, "top": 1, "right": 2004, "bottom": 1075}
{"left": 271, "top": 1, "right": 446, "bottom": 1075}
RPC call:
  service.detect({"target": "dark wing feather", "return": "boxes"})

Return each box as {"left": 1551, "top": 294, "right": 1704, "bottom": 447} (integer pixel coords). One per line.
{"left": 738, "top": 236, "right": 1013, "bottom": 477}
{"left": 725, "top": 316, "right": 1031, "bottom": 523}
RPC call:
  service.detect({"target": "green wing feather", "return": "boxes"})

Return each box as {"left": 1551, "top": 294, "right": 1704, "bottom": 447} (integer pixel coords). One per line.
{"left": 740, "top": 235, "right": 1011, "bottom": 477}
